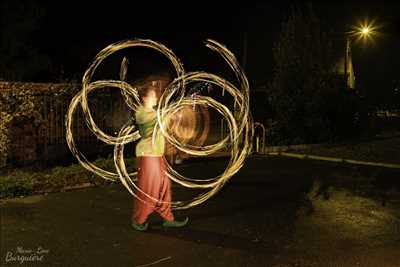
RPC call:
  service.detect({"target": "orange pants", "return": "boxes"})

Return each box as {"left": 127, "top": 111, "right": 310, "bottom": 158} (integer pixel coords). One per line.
{"left": 132, "top": 156, "right": 174, "bottom": 224}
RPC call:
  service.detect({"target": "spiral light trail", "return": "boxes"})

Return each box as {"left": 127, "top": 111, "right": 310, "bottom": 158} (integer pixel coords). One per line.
{"left": 65, "top": 39, "right": 253, "bottom": 210}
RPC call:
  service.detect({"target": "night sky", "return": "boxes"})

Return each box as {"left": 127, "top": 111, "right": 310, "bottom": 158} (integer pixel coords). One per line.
{"left": 2, "top": 1, "right": 400, "bottom": 98}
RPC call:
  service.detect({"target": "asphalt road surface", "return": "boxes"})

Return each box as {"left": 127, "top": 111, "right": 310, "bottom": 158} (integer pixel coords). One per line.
{"left": 1, "top": 156, "right": 400, "bottom": 266}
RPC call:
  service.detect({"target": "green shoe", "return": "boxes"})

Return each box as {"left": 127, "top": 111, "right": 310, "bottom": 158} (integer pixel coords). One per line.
{"left": 162, "top": 217, "right": 189, "bottom": 228}
{"left": 131, "top": 220, "right": 149, "bottom": 231}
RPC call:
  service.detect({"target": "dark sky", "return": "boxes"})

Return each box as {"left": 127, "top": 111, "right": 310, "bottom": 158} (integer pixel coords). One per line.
{"left": 2, "top": 1, "right": 400, "bottom": 98}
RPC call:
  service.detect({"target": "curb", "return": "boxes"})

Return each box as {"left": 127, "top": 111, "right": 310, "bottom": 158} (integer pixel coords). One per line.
{"left": 266, "top": 152, "right": 400, "bottom": 169}
{"left": 36, "top": 182, "right": 97, "bottom": 194}
{"left": 1, "top": 182, "right": 101, "bottom": 203}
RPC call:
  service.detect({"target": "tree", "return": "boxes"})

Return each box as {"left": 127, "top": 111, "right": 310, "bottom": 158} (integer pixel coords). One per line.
{"left": 267, "top": 3, "right": 356, "bottom": 145}
{"left": 0, "top": 0, "right": 50, "bottom": 81}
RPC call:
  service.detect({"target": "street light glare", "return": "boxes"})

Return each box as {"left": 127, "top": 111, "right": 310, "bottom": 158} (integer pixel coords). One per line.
{"left": 348, "top": 19, "right": 381, "bottom": 42}
{"left": 361, "top": 27, "right": 369, "bottom": 35}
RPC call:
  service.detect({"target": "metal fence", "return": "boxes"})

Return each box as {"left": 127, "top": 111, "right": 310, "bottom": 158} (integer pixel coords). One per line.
{"left": 1, "top": 82, "right": 132, "bottom": 165}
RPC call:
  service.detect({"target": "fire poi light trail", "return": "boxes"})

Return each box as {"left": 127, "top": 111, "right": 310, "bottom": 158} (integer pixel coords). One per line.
{"left": 65, "top": 39, "right": 253, "bottom": 210}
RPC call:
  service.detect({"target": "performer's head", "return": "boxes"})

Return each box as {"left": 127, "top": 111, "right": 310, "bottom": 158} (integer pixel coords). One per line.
{"left": 140, "top": 85, "right": 158, "bottom": 109}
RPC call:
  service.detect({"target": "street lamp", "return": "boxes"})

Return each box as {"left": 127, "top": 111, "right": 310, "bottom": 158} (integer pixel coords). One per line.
{"left": 344, "top": 21, "right": 377, "bottom": 89}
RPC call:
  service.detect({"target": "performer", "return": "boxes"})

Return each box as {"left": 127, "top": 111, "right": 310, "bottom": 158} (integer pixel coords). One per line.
{"left": 131, "top": 84, "right": 189, "bottom": 231}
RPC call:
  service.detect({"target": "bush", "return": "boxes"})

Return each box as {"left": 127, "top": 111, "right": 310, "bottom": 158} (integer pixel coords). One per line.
{"left": 0, "top": 156, "right": 138, "bottom": 198}
{"left": 0, "top": 171, "right": 34, "bottom": 198}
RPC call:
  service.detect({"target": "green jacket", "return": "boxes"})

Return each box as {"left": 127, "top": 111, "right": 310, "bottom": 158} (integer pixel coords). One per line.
{"left": 135, "top": 106, "right": 165, "bottom": 157}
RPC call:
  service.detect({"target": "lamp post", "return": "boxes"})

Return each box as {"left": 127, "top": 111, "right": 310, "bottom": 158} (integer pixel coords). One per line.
{"left": 344, "top": 36, "right": 351, "bottom": 88}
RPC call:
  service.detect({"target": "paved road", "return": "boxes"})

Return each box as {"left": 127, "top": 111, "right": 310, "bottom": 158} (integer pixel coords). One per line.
{"left": 1, "top": 156, "right": 400, "bottom": 266}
